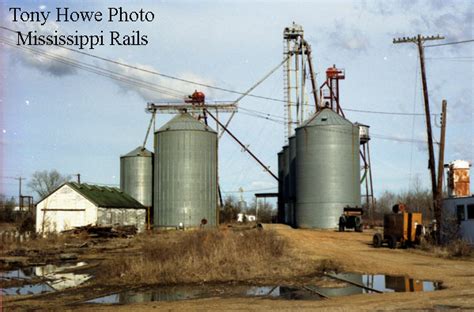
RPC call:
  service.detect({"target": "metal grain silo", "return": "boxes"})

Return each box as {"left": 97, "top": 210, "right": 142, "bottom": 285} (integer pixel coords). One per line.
{"left": 154, "top": 112, "right": 218, "bottom": 228}
{"left": 295, "top": 108, "right": 360, "bottom": 229}
{"left": 277, "top": 150, "right": 284, "bottom": 223}
{"left": 282, "top": 145, "right": 290, "bottom": 224}
{"left": 288, "top": 136, "right": 296, "bottom": 227}
{"left": 120, "top": 146, "right": 153, "bottom": 208}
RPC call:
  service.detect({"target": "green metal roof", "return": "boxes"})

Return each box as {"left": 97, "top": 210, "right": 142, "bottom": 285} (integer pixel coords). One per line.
{"left": 121, "top": 146, "right": 153, "bottom": 158}
{"left": 156, "top": 112, "right": 216, "bottom": 133}
{"left": 301, "top": 108, "right": 353, "bottom": 127}
{"left": 67, "top": 182, "right": 145, "bottom": 209}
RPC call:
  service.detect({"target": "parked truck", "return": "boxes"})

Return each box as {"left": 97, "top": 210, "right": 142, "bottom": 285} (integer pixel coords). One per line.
{"left": 338, "top": 206, "right": 364, "bottom": 232}
{"left": 373, "top": 203, "right": 424, "bottom": 249}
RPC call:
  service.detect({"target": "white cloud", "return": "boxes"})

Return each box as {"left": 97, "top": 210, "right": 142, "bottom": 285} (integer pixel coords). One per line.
{"left": 103, "top": 60, "right": 217, "bottom": 101}
{"left": 6, "top": 18, "right": 77, "bottom": 77}
{"left": 326, "top": 21, "right": 371, "bottom": 53}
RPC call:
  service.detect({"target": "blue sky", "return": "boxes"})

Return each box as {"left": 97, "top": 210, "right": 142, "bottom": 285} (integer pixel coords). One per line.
{"left": 1, "top": 0, "right": 473, "bottom": 202}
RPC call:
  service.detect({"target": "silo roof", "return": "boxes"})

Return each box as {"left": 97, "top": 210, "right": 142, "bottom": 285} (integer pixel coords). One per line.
{"left": 157, "top": 112, "right": 216, "bottom": 133}
{"left": 300, "top": 108, "right": 353, "bottom": 127}
{"left": 121, "top": 146, "right": 153, "bottom": 158}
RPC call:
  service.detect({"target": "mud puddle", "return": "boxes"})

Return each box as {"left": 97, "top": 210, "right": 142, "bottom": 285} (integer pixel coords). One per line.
{"left": 1, "top": 262, "right": 91, "bottom": 296}
{"left": 85, "top": 273, "right": 442, "bottom": 304}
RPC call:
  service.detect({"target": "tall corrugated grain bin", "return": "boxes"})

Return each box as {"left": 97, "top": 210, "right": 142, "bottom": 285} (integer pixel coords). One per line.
{"left": 295, "top": 108, "right": 360, "bottom": 228}
{"left": 288, "top": 135, "right": 296, "bottom": 226}
{"left": 277, "top": 150, "right": 284, "bottom": 223}
{"left": 282, "top": 145, "right": 290, "bottom": 224}
{"left": 154, "top": 112, "right": 218, "bottom": 228}
{"left": 120, "top": 146, "right": 153, "bottom": 208}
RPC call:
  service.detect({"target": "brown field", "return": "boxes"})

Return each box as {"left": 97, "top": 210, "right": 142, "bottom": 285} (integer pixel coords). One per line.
{"left": 2, "top": 226, "right": 474, "bottom": 311}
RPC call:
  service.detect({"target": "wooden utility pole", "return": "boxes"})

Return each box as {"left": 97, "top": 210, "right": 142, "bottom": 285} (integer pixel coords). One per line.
{"left": 393, "top": 34, "right": 444, "bottom": 233}
{"left": 436, "top": 100, "right": 447, "bottom": 222}
{"left": 15, "top": 176, "right": 23, "bottom": 209}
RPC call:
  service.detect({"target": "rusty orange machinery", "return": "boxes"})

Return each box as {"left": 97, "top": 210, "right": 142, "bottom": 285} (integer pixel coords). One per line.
{"left": 185, "top": 90, "right": 206, "bottom": 104}
{"left": 385, "top": 276, "right": 424, "bottom": 292}
{"left": 373, "top": 204, "right": 423, "bottom": 249}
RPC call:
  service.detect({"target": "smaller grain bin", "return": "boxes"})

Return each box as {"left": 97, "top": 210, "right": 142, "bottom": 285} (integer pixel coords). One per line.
{"left": 120, "top": 146, "right": 153, "bottom": 208}
{"left": 154, "top": 112, "right": 218, "bottom": 228}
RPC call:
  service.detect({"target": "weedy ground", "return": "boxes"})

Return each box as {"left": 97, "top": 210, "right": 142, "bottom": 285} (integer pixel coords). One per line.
{"left": 96, "top": 228, "right": 331, "bottom": 285}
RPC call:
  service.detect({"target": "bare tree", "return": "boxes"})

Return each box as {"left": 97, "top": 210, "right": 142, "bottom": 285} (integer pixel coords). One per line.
{"left": 248, "top": 199, "right": 275, "bottom": 223}
{"left": 0, "top": 194, "right": 16, "bottom": 222}
{"left": 27, "top": 170, "right": 71, "bottom": 200}
{"left": 219, "top": 195, "right": 242, "bottom": 224}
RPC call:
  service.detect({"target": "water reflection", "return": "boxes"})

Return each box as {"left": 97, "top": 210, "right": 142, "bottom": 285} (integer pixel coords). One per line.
{"left": 0, "top": 262, "right": 91, "bottom": 296}
{"left": 85, "top": 273, "right": 441, "bottom": 305}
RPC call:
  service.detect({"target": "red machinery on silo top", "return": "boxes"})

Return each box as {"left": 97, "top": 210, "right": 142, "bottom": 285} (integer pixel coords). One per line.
{"left": 185, "top": 90, "right": 206, "bottom": 104}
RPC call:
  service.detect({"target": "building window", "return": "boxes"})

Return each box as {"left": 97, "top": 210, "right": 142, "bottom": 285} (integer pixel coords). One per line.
{"left": 456, "top": 205, "right": 465, "bottom": 222}
{"left": 467, "top": 204, "right": 474, "bottom": 220}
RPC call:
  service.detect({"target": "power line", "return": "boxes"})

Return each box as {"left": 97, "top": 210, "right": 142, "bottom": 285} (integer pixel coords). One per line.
{"left": 2, "top": 30, "right": 443, "bottom": 119}
{"left": 425, "top": 39, "right": 474, "bottom": 48}
{"left": 425, "top": 56, "right": 474, "bottom": 59}
{"left": 222, "top": 186, "right": 277, "bottom": 194}
{"left": 0, "top": 176, "right": 21, "bottom": 180}
{"left": 0, "top": 25, "right": 290, "bottom": 104}
{"left": 343, "top": 107, "right": 437, "bottom": 116}
{"left": 0, "top": 37, "right": 187, "bottom": 99}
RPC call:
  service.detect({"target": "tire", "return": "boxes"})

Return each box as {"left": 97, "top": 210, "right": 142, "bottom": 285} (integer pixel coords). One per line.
{"left": 373, "top": 233, "right": 382, "bottom": 248}
{"left": 355, "top": 224, "right": 363, "bottom": 232}
{"left": 387, "top": 235, "right": 398, "bottom": 249}
{"left": 339, "top": 216, "right": 346, "bottom": 232}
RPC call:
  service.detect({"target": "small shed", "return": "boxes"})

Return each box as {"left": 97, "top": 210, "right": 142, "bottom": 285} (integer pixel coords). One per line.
{"left": 35, "top": 182, "right": 146, "bottom": 233}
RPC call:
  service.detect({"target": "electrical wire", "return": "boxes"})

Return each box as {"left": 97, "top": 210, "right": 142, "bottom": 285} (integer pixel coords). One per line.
{"left": 239, "top": 107, "right": 286, "bottom": 120}
{"left": 0, "top": 38, "right": 184, "bottom": 99}
{"left": 0, "top": 25, "right": 290, "bottom": 104}
{"left": 2, "top": 31, "right": 442, "bottom": 119}
{"left": 0, "top": 176, "right": 21, "bottom": 180}
{"left": 222, "top": 186, "right": 277, "bottom": 194}
{"left": 408, "top": 59, "right": 420, "bottom": 188}
{"left": 425, "top": 39, "right": 474, "bottom": 48}
{"left": 343, "top": 107, "right": 436, "bottom": 116}
{"left": 0, "top": 37, "right": 187, "bottom": 99}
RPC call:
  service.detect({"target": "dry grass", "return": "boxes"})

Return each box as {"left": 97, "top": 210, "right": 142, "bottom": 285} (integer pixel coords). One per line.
{"left": 1, "top": 232, "right": 87, "bottom": 256}
{"left": 97, "top": 228, "right": 318, "bottom": 285}
{"left": 419, "top": 238, "right": 473, "bottom": 259}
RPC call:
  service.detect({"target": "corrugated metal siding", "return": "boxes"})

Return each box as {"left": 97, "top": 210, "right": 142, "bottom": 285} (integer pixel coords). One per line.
{"left": 288, "top": 136, "right": 296, "bottom": 227}
{"left": 277, "top": 151, "right": 284, "bottom": 223}
{"left": 154, "top": 113, "right": 218, "bottom": 228}
{"left": 295, "top": 108, "right": 361, "bottom": 229}
{"left": 120, "top": 147, "right": 153, "bottom": 208}
{"left": 282, "top": 145, "right": 290, "bottom": 225}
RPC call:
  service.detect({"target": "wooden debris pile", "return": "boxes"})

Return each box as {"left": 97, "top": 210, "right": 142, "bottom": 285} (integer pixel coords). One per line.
{"left": 62, "top": 224, "right": 137, "bottom": 238}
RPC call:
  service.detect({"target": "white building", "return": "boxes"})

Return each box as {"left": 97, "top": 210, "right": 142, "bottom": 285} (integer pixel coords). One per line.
{"left": 443, "top": 196, "right": 474, "bottom": 244}
{"left": 36, "top": 182, "right": 146, "bottom": 233}
{"left": 237, "top": 213, "right": 256, "bottom": 222}
{"left": 442, "top": 160, "right": 473, "bottom": 244}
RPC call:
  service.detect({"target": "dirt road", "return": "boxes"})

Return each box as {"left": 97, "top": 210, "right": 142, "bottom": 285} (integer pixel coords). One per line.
{"left": 5, "top": 228, "right": 474, "bottom": 311}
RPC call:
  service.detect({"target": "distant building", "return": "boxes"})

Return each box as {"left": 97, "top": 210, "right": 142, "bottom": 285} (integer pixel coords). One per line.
{"left": 443, "top": 196, "right": 474, "bottom": 244}
{"left": 442, "top": 160, "right": 473, "bottom": 244}
{"left": 237, "top": 213, "right": 256, "bottom": 222}
{"left": 35, "top": 182, "right": 146, "bottom": 233}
